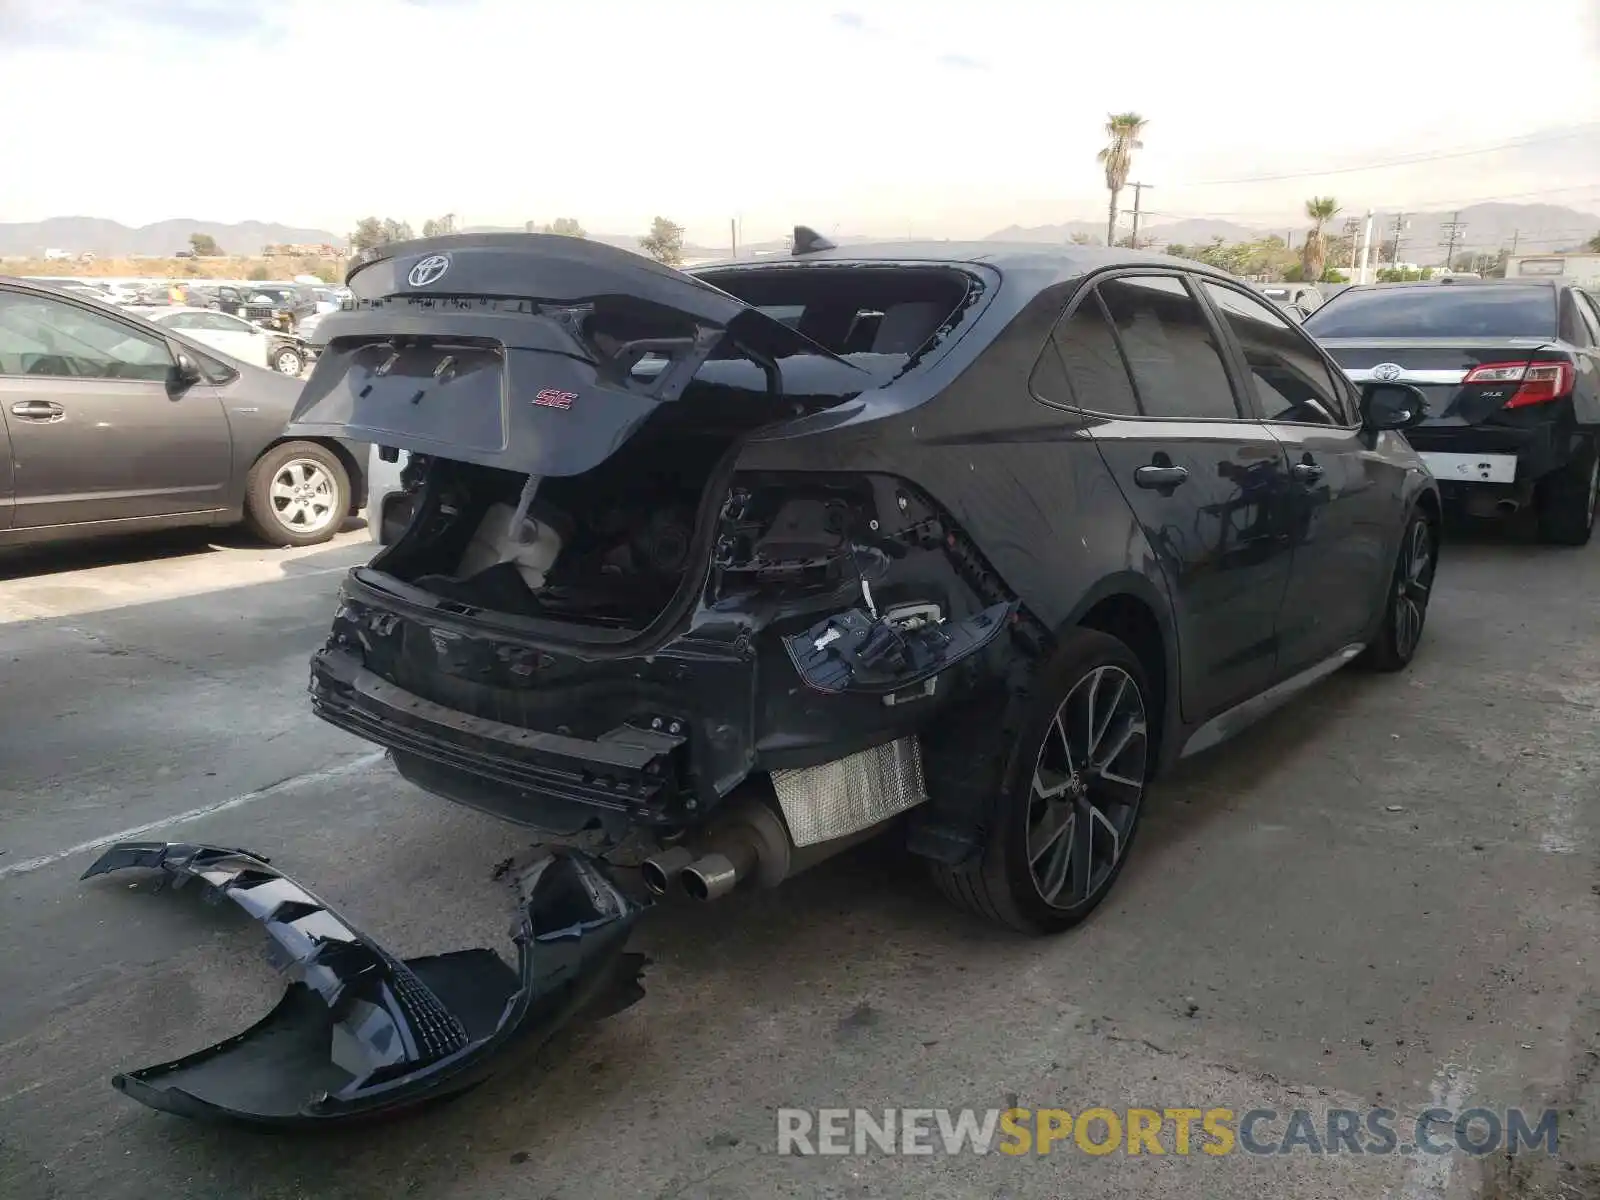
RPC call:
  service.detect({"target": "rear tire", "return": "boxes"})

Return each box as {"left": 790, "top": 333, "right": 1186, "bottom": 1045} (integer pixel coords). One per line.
{"left": 1359, "top": 508, "right": 1436, "bottom": 672}
{"left": 243, "top": 441, "right": 348, "bottom": 547}
{"left": 930, "top": 630, "right": 1152, "bottom": 934}
{"left": 1534, "top": 436, "right": 1598, "bottom": 546}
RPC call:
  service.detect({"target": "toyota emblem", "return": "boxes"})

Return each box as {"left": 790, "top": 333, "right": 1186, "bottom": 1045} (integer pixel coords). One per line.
{"left": 407, "top": 254, "right": 451, "bottom": 288}
{"left": 1371, "top": 362, "right": 1403, "bottom": 382}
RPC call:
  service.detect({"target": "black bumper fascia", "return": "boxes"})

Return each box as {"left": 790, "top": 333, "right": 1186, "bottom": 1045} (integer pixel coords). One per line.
{"left": 83, "top": 842, "right": 645, "bottom": 1127}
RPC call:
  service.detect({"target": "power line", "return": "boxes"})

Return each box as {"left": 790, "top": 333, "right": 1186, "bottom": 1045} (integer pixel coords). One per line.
{"left": 1175, "top": 124, "right": 1600, "bottom": 186}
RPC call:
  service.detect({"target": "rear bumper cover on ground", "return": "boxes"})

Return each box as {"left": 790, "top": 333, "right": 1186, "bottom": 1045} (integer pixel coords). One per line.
{"left": 82, "top": 841, "right": 646, "bottom": 1127}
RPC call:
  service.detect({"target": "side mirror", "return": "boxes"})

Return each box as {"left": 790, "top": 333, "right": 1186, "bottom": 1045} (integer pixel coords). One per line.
{"left": 1360, "top": 381, "right": 1427, "bottom": 431}
{"left": 171, "top": 352, "right": 203, "bottom": 389}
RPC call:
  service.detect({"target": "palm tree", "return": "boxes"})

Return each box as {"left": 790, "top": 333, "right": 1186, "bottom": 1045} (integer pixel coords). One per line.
{"left": 1097, "top": 113, "right": 1148, "bottom": 247}
{"left": 1301, "top": 196, "right": 1341, "bottom": 282}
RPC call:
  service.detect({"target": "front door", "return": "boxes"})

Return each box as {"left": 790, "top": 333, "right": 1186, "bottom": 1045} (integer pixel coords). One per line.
{"left": 1199, "top": 280, "right": 1398, "bottom": 673}
{"left": 0, "top": 288, "right": 233, "bottom": 528}
{"left": 1050, "top": 272, "right": 1295, "bottom": 722}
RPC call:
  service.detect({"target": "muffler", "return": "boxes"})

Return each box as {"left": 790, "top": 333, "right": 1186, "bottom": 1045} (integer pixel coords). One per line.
{"left": 675, "top": 789, "right": 891, "bottom": 902}
{"left": 1495, "top": 498, "right": 1520, "bottom": 515}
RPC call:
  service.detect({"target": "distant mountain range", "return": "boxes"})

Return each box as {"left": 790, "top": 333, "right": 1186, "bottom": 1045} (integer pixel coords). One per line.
{"left": 984, "top": 202, "right": 1600, "bottom": 261}
{"left": 0, "top": 217, "right": 345, "bottom": 257}
{"left": 6, "top": 201, "right": 1594, "bottom": 263}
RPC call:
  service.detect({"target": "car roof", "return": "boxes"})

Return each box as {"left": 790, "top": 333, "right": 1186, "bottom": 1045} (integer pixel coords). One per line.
{"left": 143, "top": 305, "right": 231, "bottom": 317}
{"left": 1335, "top": 277, "right": 1560, "bottom": 295}
{"left": 692, "top": 240, "right": 1220, "bottom": 278}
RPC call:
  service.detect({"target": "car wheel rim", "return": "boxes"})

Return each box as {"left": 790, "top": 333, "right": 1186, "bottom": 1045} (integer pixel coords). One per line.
{"left": 275, "top": 352, "right": 300, "bottom": 374}
{"left": 1395, "top": 520, "right": 1433, "bottom": 657}
{"left": 1026, "top": 665, "right": 1148, "bottom": 910}
{"left": 269, "top": 459, "right": 337, "bottom": 535}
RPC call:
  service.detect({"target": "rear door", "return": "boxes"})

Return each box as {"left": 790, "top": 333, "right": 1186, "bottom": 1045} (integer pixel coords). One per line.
{"left": 1058, "top": 272, "right": 1294, "bottom": 722}
{"left": 1200, "top": 279, "right": 1399, "bottom": 672}
{"left": 1562, "top": 288, "right": 1600, "bottom": 405}
{"left": 0, "top": 288, "right": 233, "bottom": 527}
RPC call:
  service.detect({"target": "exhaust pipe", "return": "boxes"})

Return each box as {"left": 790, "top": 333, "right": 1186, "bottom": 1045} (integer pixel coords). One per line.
{"left": 1495, "top": 498, "right": 1520, "bottom": 515}
{"left": 639, "top": 845, "right": 696, "bottom": 896}
{"left": 676, "top": 789, "right": 896, "bottom": 902}
{"left": 681, "top": 798, "right": 789, "bottom": 902}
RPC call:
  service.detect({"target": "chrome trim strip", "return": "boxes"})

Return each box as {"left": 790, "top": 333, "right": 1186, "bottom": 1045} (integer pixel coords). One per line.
{"left": 1342, "top": 367, "right": 1468, "bottom": 384}
{"left": 1088, "top": 419, "right": 1278, "bottom": 440}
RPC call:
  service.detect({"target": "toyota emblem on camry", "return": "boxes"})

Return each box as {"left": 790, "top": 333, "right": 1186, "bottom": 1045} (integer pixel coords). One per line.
{"left": 1372, "top": 362, "right": 1403, "bottom": 382}
{"left": 407, "top": 254, "right": 451, "bottom": 287}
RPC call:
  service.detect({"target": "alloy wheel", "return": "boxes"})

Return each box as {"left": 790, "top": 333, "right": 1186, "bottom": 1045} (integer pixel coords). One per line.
{"left": 269, "top": 459, "right": 337, "bottom": 535}
{"left": 1394, "top": 520, "right": 1434, "bottom": 658}
{"left": 1026, "top": 665, "right": 1148, "bottom": 909}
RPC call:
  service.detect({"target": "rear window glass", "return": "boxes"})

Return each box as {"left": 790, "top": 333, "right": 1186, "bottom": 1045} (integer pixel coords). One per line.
{"left": 1304, "top": 286, "right": 1556, "bottom": 338}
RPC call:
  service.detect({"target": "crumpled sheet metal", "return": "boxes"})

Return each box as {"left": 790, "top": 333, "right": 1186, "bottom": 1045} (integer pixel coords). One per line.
{"left": 82, "top": 841, "right": 646, "bottom": 1127}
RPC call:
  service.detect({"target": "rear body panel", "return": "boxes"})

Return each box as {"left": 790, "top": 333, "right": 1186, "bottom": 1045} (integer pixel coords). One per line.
{"left": 1308, "top": 282, "right": 1600, "bottom": 496}
{"left": 1321, "top": 336, "right": 1594, "bottom": 489}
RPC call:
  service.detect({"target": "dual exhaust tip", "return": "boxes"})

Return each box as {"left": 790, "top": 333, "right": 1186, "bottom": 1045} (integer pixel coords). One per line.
{"left": 640, "top": 845, "right": 745, "bottom": 902}
{"left": 640, "top": 801, "right": 781, "bottom": 903}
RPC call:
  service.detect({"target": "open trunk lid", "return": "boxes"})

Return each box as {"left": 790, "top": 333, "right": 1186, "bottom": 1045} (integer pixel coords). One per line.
{"left": 1320, "top": 337, "right": 1565, "bottom": 427}
{"left": 287, "top": 234, "right": 872, "bottom": 477}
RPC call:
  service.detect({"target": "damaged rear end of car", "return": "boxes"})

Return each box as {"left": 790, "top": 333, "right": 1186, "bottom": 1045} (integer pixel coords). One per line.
{"left": 293, "top": 233, "right": 1036, "bottom": 897}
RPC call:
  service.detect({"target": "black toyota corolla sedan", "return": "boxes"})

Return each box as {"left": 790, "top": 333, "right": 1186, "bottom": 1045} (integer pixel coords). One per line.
{"left": 290, "top": 232, "right": 1440, "bottom": 937}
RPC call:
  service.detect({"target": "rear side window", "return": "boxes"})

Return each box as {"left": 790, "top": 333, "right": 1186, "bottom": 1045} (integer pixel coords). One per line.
{"left": 1095, "top": 275, "right": 1240, "bottom": 419}
{"left": 1030, "top": 292, "right": 1140, "bottom": 416}
{"left": 1577, "top": 292, "right": 1600, "bottom": 344}
{"left": 1561, "top": 290, "right": 1597, "bottom": 347}
{"left": 1304, "top": 286, "right": 1557, "bottom": 338}
{"left": 1203, "top": 282, "right": 1350, "bottom": 425}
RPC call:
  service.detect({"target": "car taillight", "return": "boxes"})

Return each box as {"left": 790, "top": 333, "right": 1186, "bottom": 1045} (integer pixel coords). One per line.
{"left": 1462, "top": 360, "right": 1575, "bottom": 409}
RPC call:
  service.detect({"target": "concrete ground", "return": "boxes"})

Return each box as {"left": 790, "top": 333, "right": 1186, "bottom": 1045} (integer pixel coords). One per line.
{"left": 1, "top": 518, "right": 1598, "bottom": 1200}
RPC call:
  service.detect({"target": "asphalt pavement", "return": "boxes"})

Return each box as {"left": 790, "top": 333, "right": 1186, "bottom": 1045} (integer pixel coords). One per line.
{"left": 1, "top": 518, "right": 1598, "bottom": 1200}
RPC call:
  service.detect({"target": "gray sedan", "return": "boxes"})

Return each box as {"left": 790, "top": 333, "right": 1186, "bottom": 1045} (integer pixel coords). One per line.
{"left": 0, "top": 278, "right": 365, "bottom": 547}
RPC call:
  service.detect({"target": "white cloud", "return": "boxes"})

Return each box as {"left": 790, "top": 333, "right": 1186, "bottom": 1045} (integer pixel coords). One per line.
{"left": 2, "top": 0, "right": 1597, "bottom": 243}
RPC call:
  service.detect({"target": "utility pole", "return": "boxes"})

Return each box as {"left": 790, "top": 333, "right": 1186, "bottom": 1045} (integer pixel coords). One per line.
{"left": 1509, "top": 229, "right": 1520, "bottom": 257}
{"left": 1129, "top": 182, "right": 1153, "bottom": 247}
{"left": 730, "top": 217, "right": 738, "bottom": 259}
{"left": 1439, "top": 211, "right": 1466, "bottom": 269}
{"left": 1358, "top": 209, "right": 1374, "bottom": 283}
{"left": 1343, "top": 216, "right": 1362, "bottom": 274}
{"left": 1390, "top": 211, "right": 1408, "bottom": 266}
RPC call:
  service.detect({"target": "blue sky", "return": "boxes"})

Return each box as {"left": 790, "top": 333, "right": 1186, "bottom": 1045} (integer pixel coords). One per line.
{"left": 3, "top": 0, "right": 1597, "bottom": 244}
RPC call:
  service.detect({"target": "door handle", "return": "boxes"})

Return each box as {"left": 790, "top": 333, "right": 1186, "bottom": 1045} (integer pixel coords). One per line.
{"left": 1291, "top": 460, "right": 1325, "bottom": 483}
{"left": 1134, "top": 464, "right": 1189, "bottom": 490}
{"left": 10, "top": 400, "right": 65, "bottom": 421}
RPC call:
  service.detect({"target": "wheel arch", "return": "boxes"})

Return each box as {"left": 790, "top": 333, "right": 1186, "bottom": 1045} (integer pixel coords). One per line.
{"left": 1059, "top": 574, "right": 1179, "bottom": 776}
